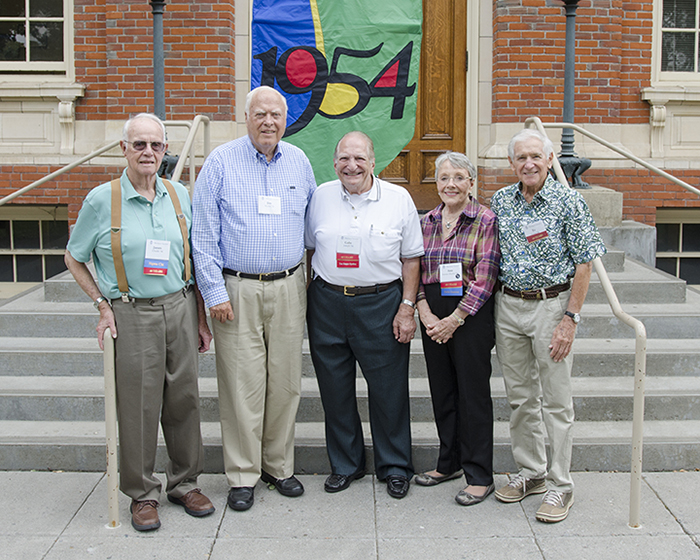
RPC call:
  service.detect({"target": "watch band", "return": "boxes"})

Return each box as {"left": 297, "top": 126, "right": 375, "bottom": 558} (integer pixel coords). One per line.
{"left": 93, "top": 296, "right": 108, "bottom": 309}
{"left": 564, "top": 310, "right": 580, "bottom": 324}
{"left": 401, "top": 299, "right": 416, "bottom": 309}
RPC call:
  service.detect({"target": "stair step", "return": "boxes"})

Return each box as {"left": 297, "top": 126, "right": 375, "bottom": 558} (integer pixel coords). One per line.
{"left": 0, "top": 419, "right": 697, "bottom": 473}
{"left": 2, "top": 376, "right": 698, "bottom": 423}
{"left": 587, "top": 259, "right": 687, "bottom": 304}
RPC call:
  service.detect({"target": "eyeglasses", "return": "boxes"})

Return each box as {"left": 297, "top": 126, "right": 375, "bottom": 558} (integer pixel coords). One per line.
{"left": 437, "top": 175, "right": 473, "bottom": 185}
{"left": 126, "top": 141, "right": 166, "bottom": 153}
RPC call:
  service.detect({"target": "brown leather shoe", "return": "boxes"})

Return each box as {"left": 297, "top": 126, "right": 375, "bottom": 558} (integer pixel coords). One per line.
{"left": 167, "top": 489, "right": 215, "bottom": 517}
{"left": 130, "top": 500, "right": 160, "bottom": 531}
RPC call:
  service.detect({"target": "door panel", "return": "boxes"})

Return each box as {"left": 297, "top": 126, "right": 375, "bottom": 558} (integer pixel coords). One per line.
{"left": 379, "top": 0, "right": 466, "bottom": 211}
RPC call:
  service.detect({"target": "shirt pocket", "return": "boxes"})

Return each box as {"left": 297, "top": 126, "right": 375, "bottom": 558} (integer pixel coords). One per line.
{"left": 368, "top": 227, "right": 402, "bottom": 261}
{"left": 284, "top": 186, "right": 307, "bottom": 216}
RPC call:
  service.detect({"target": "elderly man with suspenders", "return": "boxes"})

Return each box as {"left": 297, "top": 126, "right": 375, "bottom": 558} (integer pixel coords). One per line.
{"left": 65, "top": 113, "right": 214, "bottom": 532}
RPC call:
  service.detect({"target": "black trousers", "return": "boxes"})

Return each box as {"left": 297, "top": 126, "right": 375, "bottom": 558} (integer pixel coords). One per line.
{"left": 420, "top": 283, "right": 495, "bottom": 486}
{"left": 307, "top": 277, "right": 413, "bottom": 480}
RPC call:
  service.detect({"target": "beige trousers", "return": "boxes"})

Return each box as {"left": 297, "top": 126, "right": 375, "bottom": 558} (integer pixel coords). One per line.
{"left": 213, "top": 269, "right": 306, "bottom": 488}
{"left": 494, "top": 290, "right": 575, "bottom": 493}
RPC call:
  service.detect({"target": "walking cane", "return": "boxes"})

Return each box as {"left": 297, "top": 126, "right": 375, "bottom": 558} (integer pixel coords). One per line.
{"left": 103, "top": 328, "right": 120, "bottom": 528}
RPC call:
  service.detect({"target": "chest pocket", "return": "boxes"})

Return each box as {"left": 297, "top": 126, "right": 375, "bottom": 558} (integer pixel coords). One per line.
{"left": 368, "top": 227, "right": 401, "bottom": 261}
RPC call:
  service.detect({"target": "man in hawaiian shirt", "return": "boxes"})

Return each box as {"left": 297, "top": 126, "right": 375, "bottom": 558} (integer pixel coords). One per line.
{"left": 490, "top": 129, "right": 606, "bottom": 523}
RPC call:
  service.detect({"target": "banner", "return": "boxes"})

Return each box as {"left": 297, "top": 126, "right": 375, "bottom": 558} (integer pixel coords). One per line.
{"left": 251, "top": 0, "right": 422, "bottom": 184}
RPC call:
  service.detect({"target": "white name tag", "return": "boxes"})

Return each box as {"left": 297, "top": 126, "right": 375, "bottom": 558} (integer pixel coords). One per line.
{"left": 258, "top": 195, "right": 282, "bottom": 215}
{"left": 523, "top": 219, "right": 548, "bottom": 243}
{"left": 336, "top": 235, "right": 361, "bottom": 268}
{"left": 144, "top": 239, "right": 171, "bottom": 276}
{"left": 439, "top": 263, "right": 463, "bottom": 296}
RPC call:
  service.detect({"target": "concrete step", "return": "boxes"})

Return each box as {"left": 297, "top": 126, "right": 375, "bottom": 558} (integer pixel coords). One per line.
{"left": 0, "top": 419, "right": 697, "bottom": 473}
{"left": 2, "top": 376, "right": 698, "bottom": 424}
{"left": 587, "top": 259, "right": 687, "bottom": 304}
{"left": 1, "top": 337, "right": 699, "bottom": 379}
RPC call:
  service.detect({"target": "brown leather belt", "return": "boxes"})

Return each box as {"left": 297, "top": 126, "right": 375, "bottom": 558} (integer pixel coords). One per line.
{"left": 318, "top": 278, "right": 401, "bottom": 296}
{"left": 223, "top": 263, "right": 301, "bottom": 282}
{"left": 502, "top": 281, "right": 570, "bottom": 300}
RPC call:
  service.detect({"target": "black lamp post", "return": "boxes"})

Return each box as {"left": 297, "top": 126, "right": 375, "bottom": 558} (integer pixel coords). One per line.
{"left": 557, "top": 0, "right": 591, "bottom": 189}
{"left": 149, "top": 0, "right": 178, "bottom": 178}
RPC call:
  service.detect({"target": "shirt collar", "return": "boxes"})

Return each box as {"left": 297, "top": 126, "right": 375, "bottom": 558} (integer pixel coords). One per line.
{"left": 428, "top": 194, "right": 479, "bottom": 223}
{"left": 245, "top": 136, "right": 283, "bottom": 164}
{"left": 120, "top": 169, "right": 167, "bottom": 201}
{"left": 341, "top": 176, "right": 380, "bottom": 202}
{"left": 514, "top": 174, "right": 558, "bottom": 205}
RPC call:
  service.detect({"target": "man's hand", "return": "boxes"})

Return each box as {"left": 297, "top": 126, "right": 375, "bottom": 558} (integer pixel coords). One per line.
{"left": 198, "top": 322, "right": 213, "bottom": 353}
{"left": 210, "top": 301, "right": 234, "bottom": 323}
{"left": 96, "top": 304, "right": 117, "bottom": 351}
{"left": 392, "top": 304, "right": 417, "bottom": 344}
{"left": 549, "top": 317, "right": 576, "bottom": 362}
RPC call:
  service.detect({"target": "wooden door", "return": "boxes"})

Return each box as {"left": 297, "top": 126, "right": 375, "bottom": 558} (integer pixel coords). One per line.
{"left": 379, "top": 0, "right": 467, "bottom": 211}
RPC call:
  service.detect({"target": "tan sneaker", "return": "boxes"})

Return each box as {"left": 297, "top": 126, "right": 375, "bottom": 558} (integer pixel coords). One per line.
{"left": 535, "top": 490, "right": 574, "bottom": 523}
{"left": 495, "top": 474, "right": 546, "bottom": 503}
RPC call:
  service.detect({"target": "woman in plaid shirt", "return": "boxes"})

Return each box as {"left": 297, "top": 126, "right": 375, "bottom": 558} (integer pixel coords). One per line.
{"left": 414, "top": 152, "right": 501, "bottom": 506}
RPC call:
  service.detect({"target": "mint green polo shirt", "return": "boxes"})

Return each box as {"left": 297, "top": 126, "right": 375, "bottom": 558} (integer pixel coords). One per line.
{"left": 67, "top": 170, "right": 194, "bottom": 299}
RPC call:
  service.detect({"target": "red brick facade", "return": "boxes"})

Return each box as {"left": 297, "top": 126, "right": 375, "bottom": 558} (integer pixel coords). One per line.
{"left": 73, "top": 0, "right": 236, "bottom": 122}
{"left": 492, "top": 0, "right": 652, "bottom": 124}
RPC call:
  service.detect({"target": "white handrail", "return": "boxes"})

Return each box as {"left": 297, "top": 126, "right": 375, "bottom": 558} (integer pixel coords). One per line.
{"left": 171, "top": 115, "right": 211, "bottom": 193}
{"left": 524, "top": 116, "right": 648, "bottom": 528}
{"left": 102, "top": 328, "right": 120, "bottom": 529}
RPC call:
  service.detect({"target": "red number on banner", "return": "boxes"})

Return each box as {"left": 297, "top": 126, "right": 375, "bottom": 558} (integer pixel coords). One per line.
{"left": 369, "top": 42, "right": 416, "bottom": 120}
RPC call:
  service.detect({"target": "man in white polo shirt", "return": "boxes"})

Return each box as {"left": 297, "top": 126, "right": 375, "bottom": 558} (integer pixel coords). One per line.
{"left": 305, "top": 131, "right": 424, "bottom": 499}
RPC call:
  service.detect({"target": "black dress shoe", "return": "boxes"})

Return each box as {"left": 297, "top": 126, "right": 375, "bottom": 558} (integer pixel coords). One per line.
{"left": 324, "top": 471, "right": 365, "bottom": 493}
{"left": 227, "top": 486, "right": 254, "bottom": 511}
{"left": 261, "top": 471, "right": 304, "bottom": 497}
{"left": 385, "top": 475, "right": 410, "bottom": 499}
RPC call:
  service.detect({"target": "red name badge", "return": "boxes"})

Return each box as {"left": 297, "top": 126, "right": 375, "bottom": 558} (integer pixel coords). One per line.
{"left": 336, "top": 235, "right": 360, "bottom": 268}
{"left": 337, "top": 253, "right": 360, "bottom": 268}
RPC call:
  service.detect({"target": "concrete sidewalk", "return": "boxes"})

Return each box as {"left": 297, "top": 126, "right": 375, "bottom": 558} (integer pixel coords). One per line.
{"left": 1, "top": 470, "right": 698, "bottom": 560}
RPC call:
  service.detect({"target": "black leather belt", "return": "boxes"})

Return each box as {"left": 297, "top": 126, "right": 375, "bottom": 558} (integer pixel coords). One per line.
{"left": 318, "top": 277, "right": 401, "bottom": 296}
{"left": 223, "top": 263, "right": 301, "bottom": 281}
{"left": 502, "top": 281, "right": 570, "bottom": 300}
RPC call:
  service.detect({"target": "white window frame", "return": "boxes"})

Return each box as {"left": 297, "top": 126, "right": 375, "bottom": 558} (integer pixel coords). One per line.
{"left": 0, "top": 0, "right": 74, "bottom": 79}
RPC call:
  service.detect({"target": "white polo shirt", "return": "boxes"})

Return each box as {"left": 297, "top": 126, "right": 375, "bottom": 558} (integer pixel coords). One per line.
{"left": 305, "top": 177, "right": 424, "bottom": 286}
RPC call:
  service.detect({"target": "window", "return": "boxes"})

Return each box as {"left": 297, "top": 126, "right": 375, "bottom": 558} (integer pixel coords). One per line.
{"left": 661, "top": 0, "right": 699, "bottom": 72}
{"left": 0, "top": 206, "right": 68, "bottom": 283}
{"left": 656, "top": 208, "right": 700, "bottom": 286}
{"left": 0, "top": 0, "right": 69, "bottom": 73}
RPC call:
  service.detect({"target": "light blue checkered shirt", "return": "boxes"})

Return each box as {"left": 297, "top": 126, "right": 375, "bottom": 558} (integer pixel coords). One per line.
{"left": 192, "top": 136, "right": 316, "bottom": 307}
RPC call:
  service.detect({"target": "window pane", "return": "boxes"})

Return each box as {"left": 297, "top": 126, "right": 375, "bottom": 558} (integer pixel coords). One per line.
{"left": 0, "top": 21, "right": 26, "bottom": 62}
{"left": 680, "top": 258, "right": 700, "bottom": 284}
{"left": 656, "top": 257, "right": 678, "bottom": 276}
{"left": 662, "top": 32, "right": 696, "bottom": 71}
{"left": 45, "top": 254, "right": 67, "bottom": 279}
{"left": 13, "top": 221, "right": 40, "bottom": 249}
{"left": 30, "top": 0, "right": 63, "bottom": 18}
{"left": 16, "top": 255, "right": 42, "bottom": 282}
{"left": 29, "top": 21, "right": 62, "bottom": 62}
{"left": 663, "top": 0, "right": 696, "bottom": 28}
{"left": 41, "top": 220, "right": 68, "bottom": 249}
{"left": 0, "top": 0, "right": 25, "bottom": 18}
{"left": 682, "top": 223, "right": 700, "bottom": 252}
{"left": 0, "top": 255, "right": 13, "bottom": 282}
{"left": 0, "top": 221, "right": 10, "bottom": 249}
{"left": 656, "top": 223, "right": 680, "bottom": 252}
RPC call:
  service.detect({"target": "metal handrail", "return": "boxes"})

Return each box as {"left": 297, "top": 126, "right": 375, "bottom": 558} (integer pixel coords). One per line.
{"left": 0, "top": 116, "right": 212, "bottom": 208}
{"left": 524, "top": 116, "right": 648, "bottom": 528}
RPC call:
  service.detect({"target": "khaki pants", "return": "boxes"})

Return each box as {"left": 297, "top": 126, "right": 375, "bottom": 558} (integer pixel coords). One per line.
{"left": 213, "top": 269, "right": 306, "bottom": 488}
{"left": 494, "top": 290, "right": 575, "bottom": 493}
{"left": 113, "top": 287, "right": 204, "bottom": 502}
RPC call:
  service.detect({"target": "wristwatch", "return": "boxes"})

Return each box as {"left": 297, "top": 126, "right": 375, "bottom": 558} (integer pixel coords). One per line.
{"left": 564, "top": 310, "right": 581, "bottom": 324}
{"left": 401, "top": 299, "right": 416, "bottom": 309}
{"left": 451, "top": 313, "right": 465, "bottom": 326}
{"left": 93, "top": 296, "right": 108, "bottom": 309}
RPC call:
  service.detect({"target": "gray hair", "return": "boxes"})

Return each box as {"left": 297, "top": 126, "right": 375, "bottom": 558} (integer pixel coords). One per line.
{"left": 245, "top": 85, "right": 288, "bottom": 114}
{"left": 333, "top": 131, "right": 375, "bottom": 161}
{"left": 434, "top": 151, "right": 476, "bottom": 181}
{"left": 507, "top": 129, "right": 554, "bottom": 160}
{"left": 122, "top": 113, "right": 166, "bottom": 143}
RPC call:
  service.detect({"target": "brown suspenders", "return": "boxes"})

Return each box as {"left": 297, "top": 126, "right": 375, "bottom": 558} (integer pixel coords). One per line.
{"left": 110, "top": 178, "right": 191, "bottom": 302}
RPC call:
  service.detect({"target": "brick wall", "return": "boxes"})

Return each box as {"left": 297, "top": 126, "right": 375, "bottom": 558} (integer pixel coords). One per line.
{"left": 478, "top": 167, "right": 700, "bottom": 226}
{"left": 492, "top": 0, "right": 651, "bottom": 124}
{"left": 74, "top": 0, "right": 236, "bottom": 122}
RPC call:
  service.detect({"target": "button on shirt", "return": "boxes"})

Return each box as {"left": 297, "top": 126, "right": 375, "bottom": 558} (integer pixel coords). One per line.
{"left": 66, "top": 170, "right": 192, "bottom": 299}
{"left": 192, "top": 137, "right": 316, "bottom": 308}
{"left": 490, "top": 175, "right": 606, "bottom": 291}
{"left": 305, "top": 177, "right": 424, "bottom": 286}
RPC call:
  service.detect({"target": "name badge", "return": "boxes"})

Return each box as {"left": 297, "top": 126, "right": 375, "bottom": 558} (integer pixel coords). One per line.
{"left": 523, "top": 219, "right": 549, "bottom": 243}
{"left": 439, "top": 263, "right": 463, "bottom": 296}
{"left": 336, "top": 236, "right": 361, "bottom": 268}
{"left": 258, "top": 195, "right": 282, "bottom": 215}
{"left": 144, "top": 239, "right": 171, "bottom": 276}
